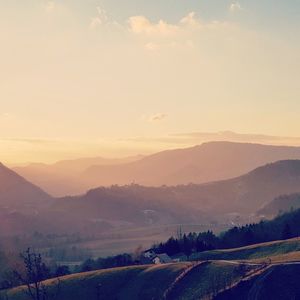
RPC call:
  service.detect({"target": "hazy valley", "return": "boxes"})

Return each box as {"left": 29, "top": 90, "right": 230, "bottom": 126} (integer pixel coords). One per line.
{"left": 2, "top": 1, "right": 300, "bottom": 298}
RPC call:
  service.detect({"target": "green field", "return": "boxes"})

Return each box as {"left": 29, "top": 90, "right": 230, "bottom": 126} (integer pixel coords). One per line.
{"left": 190, "top": 237, "right": 300, "bottom": 261}
{"left": 4, "top": 263, "right": 189, "bottom": 300}
{"left": 166, "top": 261, "right": 252, "bottom": 300}
{"left": 215, "top": 264, "right": 300, "bottom": 299}
{"left": 4, "top": 238, "right": 300, "bottom": 300}
{"left": 3, "top": 262, "right": 255, "bottom": 300}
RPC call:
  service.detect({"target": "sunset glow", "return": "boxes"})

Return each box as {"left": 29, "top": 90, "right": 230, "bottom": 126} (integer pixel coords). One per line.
{"left": 1, "top": 1, "right": 300, "bottom": 163}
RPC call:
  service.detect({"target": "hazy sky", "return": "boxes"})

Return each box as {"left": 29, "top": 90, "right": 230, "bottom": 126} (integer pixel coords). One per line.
{"left": 1, "top": 1, "right": 300, "bottom": 163}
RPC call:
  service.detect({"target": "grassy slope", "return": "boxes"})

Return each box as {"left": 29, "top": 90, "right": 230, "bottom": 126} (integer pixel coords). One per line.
{"left": 5, "top": 238, "right": 300, "bottom": 300}
{"left": 4, "top": 263, "right": 191, "bottom": 300}
{"left": 3, "top": 262, "right": 256, "bottom": 300}
{"left": 166, "top": 261, "right": 252, "bottom": 300}
{"left": 215, "top": 264, "right": 300, "bottom": 300}
{"left": 190, "top": 237, "right": 300, "bottom": 261}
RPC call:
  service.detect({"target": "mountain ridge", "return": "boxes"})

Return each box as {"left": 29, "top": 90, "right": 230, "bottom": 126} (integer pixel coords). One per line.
{"left": 13, "top": 141, "right": 300, "bottom": 196}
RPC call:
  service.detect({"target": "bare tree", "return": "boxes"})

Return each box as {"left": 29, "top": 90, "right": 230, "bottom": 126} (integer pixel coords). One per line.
{"left": 13, "top": 248, "right": 60, "bottom": 300}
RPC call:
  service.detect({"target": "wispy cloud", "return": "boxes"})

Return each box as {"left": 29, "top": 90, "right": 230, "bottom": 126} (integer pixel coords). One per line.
{"left": 89, "top": 6, "right": 120, "bottom": 30}
{"left": 128, "top": 12, "right": 231, "bottom": 37}
{"left": 90, "top": 17, "right": 102, "bottom": 30}
{"left": 128, "top": 12, "right": 204, "bottom": 36}
{"left": 45, "top": 1, "right": 55, "bottom": 13}
{"left": 123, "top": 131, "right": 300, "bottom": 147}
{"left": 141, "top": 113, "right": 168, "bottom": 122}
{"left": 128, "top": 16, "right": 179, "bottom": 36}
{"left": 127, "top": 12, "right": 235, "bottom": 51}
{"left": 229, "top": 2, "right": 243, "bottom": 13}
{"left": 144, "top": 42, "right": 160, "bottom": 51}
{"left": 1, "top": 138, "right": 57, "bottom": 145}
{"left": 0, "top": 113, "right": 12, "bottom": 120}
{"left": 0, "top": 113, "right": 16, "bottom": 124}
{"left": 89, "top": 6, "right": 108, "bottom": 29}
{"left": 148, "top": 113, "right": 168, "bottom": 122}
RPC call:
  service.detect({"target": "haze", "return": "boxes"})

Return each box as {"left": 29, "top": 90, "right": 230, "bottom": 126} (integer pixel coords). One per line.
{"left": 1, "top": 0, "right": 300, "bottom": 164}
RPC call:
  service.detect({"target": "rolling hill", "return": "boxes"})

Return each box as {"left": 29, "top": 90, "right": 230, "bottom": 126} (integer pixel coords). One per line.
{"left": 215, "top": 264, "right": 300, "bottom": 300}
{"left": 2, "top": 160, "right": 300, "bottom": 238}
{"left": 258, "top": 193, "right": 300, "bottom": 217}
{"left": 5, "top": 238, "right": 300, "bottom": 300}
{"left": 190, "top": 238, "right": 300, "bottom": 262}
{"left": 53, "top": 160, "right": 300, "bottom": 227}
{"left": 13, "top": 142, "right": 300, "bottom": 196}
{"left": 3, "top": 262, "right": 253, "bottom": 300}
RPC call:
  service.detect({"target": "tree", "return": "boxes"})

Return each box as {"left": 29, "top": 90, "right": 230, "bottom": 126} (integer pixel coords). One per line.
{"left": 13, "top": 248, "right": 60, "bottom": 300}
{"left": 182, "top": 234, "right": 192, "bottom": 258}
{"left": 55, "top": 265, "right": 70, "bottom": 277}
{"left": 281, "top": 223, "right": 292, "bottom": 240}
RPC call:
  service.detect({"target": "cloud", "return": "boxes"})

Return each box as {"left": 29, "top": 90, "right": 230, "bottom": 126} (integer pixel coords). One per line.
{"left": 128, "top": 16, "right": 179, "bottom": 36}
{"left": 230, "top": 2, "right": 242, "bottom": 12}
{"left": 145, "top": 42, "right": 160, "bottom": 51}
{"left": 128, "top": 12, "right": 234, "bottom": 51}
{"left": 123, "top": 131, "right": 300, "bottom": 147}
{"left": 90, "top": 17, "right": 102, "bottom": 30}
{"left": 45, "top": 1, "right": 55, "bottom": 13}
{"left": 89, "top": 6, "right": 120, "bottom": 30}
{"left": 1, "top": 138, "right": 56, "bottom": 145}
{"left": 180, "top": 12, "right": 199, "bottom": 27}
{"left": 0, "top": 113, "right": 12, "bottom": 119}
{"left": 90, "top": 6, "right": 108, "bottom": 29}
{"left": 148, "top": 113, "right": 168, "bottom": 122}
{"left": 0, "top": 113, "right": 15, "bottom": 123}
{"left": 128, "top": 12, "right": 226, "bottom": 37}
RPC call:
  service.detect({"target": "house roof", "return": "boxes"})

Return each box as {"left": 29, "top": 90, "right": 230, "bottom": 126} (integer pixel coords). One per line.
{"left": 154, "top": 253, "right": 172, "bottom": 263}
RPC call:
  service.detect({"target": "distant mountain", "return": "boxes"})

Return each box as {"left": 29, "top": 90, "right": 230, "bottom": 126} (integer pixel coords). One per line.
{"left": 0, "top": 163, "right": 116, "bottom": 236}
{"left": 51, "top": 160, "right": 300, "bottom": 231}
{"left": 3, "top": 159, "right": 300, "bottom": 237}
{"left": 53, "top": 185, "right": 208, "bottom": 227}
{"left": 183, "top": 160, "right": 300, "bottom": 214}
{"left": 84, "top": 142, "right": 300, "bottom": 188}
{"left": 13, "top": 142, "right": 300, "bottom": 196}
{"left": 258, "top": 193, "right": 300, "bottom": 218}
{"left": 13, "top": 155, "right": 144, "bottom": 196}
{"left": 0, "top": 162, "right": 52, "bottom": 211}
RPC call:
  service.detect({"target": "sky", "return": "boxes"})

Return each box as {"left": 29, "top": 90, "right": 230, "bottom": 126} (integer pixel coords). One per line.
{"left": 0, "top": 1, "right": 300, "bottom": 163}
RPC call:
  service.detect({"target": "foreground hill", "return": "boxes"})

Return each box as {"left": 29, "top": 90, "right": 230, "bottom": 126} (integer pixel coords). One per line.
{"left": 191, "top": 238, "right": 300, "bottom": 262}
{"left": 5, "top": 238, "right": 300, "bottom": 300}
{"left": 4, "top": 262, "right": 253, "bottom": 300}
{"left": 13, "top": 142, "right": 300, "bottom": 196}
{"left": 215, "top": 264, "right": 300, "bottom": 300}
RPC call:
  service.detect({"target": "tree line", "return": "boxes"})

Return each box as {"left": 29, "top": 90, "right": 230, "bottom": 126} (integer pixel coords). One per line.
{"left": 2, "top": 207, "right": 300, "bottom": 298}
{"left": 152, "top": 207, "right": 300, "bottom": 257}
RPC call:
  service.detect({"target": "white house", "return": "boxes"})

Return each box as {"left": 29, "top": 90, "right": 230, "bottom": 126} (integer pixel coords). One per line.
{"left": 152, "top": 253, "right": 172, "bottom": 264}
